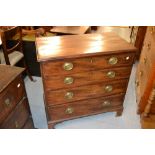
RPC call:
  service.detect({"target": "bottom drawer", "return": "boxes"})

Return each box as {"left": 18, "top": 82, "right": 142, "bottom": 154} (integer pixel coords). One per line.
{"left": 23, "top": 117, "right": 34, "bottom": 129}
{"left": 48, "top": 94, "right": 125, "bottom": 122}
{"left": 0, "top": 98, "right": 30, "bottom": 129}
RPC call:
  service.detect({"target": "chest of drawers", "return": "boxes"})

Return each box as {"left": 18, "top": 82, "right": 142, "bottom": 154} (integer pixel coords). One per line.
{"left": 36, "top": 32, "right": 137, "bottom": 128}
{"left": 0, "top": 65, "right": 34, "bottom": 129}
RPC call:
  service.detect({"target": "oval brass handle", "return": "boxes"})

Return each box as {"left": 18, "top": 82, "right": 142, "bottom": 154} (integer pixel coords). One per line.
{"left": 4, "top": 98, "right": 11, "bottom": 106}
{"left": 15, "top": 121, "right": 19, "bottom": 128}
{"left": 107, "top": 71, "right": 116, "bottom": 78}
{"left": 102, "top": 100, "right": 111, "bottom": 106}
{"left": 65, "top": 92, "right": 74, "bottom": 100}
{"left": 104, "top": 85, "right": 113, "bottom": 92}
{"left": 64, "top": 77, "right": 74, "bottom": 85}
{"left": 63, "top": 62, "right": 73, "bottom": 71}
{"left": 65, "top": 107, "right": 74, "bottom": 114}
{"left": 108, "top": 57, "right": 118, "bottom": 65}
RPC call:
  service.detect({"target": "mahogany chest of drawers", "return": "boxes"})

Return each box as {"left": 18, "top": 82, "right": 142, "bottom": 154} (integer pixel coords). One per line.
{"left": 0, "top": 65, "right": 34, "bottom": 129}
{"left": 36, "top": 32, "right": 137, "bottom": 128}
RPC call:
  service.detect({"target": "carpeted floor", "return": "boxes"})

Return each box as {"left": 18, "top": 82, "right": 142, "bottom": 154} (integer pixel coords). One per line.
{"left": 24, "top": 63, "right": 141, "bottom": 129}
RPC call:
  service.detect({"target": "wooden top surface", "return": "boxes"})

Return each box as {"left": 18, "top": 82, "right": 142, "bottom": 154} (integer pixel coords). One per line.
{"left": 0, "top": 65, "right": 24, "bottom": 93}
{"left": 50, "top": 26, "right": 90, "bottom": 34}
{"left": 36, "top": 32, "right": 137, "bottom": 62}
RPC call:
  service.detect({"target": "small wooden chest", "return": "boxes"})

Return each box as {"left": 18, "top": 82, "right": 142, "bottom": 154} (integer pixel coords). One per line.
{"left": 0, "top": 65, "right": 34, "bottom": 129}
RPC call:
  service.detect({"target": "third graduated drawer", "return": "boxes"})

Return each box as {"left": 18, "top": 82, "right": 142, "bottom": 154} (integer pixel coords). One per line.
{"left": 41, "top": 52, "right": 135, "bottom": 77}
{"left": 44, "top": 66, "right": 132, "bottom": 91}
{"left": 45, "top": 79, "right": 129, "bottom": 106}
{"left": 47, "top": 94, "right": 125, "bottom": 122}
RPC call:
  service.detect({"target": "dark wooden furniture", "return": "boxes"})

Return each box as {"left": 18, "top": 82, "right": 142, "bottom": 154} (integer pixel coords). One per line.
{"left": 130, "top": 26, "right": 147, "bottom": 60}
{"left": 0, "top": 32, "right": 2, "bottom": 45}
{"left": 36, "top": 32, "right": 137, "bottom": 128}
{"left": 0, "top": 65, "right": 34, "bottom": 129}
{"left": 0, "top": 26, "right": 33, "bottom": 81}
{"left": 135, "top": 26, "right": 155, "bottom": 128}
{"left": 50, "top": 26, "right": 90, "bottom": 35}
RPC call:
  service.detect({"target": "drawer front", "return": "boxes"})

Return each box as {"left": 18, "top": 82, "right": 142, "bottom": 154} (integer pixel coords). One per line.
{"left": 41, "top": 52, "right": 135, "bottom": 77}
{"left": 48, "top": 94, "right": 125, "bottom": 121}
{"left": 92, "top": 52, "right": 135, "bottom": 70}
{"left": 0, "top": 98, "right": 30, "bottom": 129}
{"left": 0, "top": 75, "right": 25, "bottom": 123}
{"left": 44, "top": 67, "right": 132, "bottom": 91}
{"left": 41, "top": 57, "right": 93, "bottom": 77}
{"left": 46, "top": 79, "right": 128, "bottom": 105}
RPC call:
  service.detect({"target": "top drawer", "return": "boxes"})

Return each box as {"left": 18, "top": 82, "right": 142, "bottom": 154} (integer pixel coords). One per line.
{"left": 41, "top": 52, "right": 135, "bottom": 76}
{"left": 0, "top": 75, "right": 25, "bottom": 124}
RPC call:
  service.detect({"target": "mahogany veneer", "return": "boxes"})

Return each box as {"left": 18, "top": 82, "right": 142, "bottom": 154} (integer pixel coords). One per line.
{"left": 36, "top": 32, "right": 137, "bottom": 128}
{"left": 0, "top": 65, "right": 34, "bottom": 129}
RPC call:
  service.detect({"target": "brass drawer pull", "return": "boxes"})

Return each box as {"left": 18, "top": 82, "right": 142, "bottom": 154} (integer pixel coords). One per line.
{"left": 65, "top": 92, "right": 74, "bottom": 100}
{"left": 108, "top": 57, "right": 118, "bottom": 65}
{"left": 65, "top": 107, "right": 74, "bottom": 114}
{"left": 64, "top": 77, "right": 74, "bottom": 85}
{"left": 15, "top": 121, "right": 19, "bottom": 128}
{"left": 104, "top": 85, "right": 113, "bottom": 92}
{"left": 107, "top": 71, "right": 116, "bottom": 78}
{"left": 4, "top": 98, "right": 11, "bottom": 106}
{"left": 102, "top": 100, "right": 111, "bottom": 106}
{"left": 63, "top": 62, "right": 73, "bottom": 71}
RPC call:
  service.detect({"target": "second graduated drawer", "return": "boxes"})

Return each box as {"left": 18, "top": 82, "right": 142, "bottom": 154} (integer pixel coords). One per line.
{"left": 44, "top": 66, "right": 132, "bottom": 91}
{"left": 45, "top": 79, "right": 129, "bottom": 105}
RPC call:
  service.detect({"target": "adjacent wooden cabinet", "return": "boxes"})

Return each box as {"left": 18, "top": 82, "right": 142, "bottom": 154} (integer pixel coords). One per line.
{"left": 36, "top": 32, "right": 137, "bottom": 128}
{"left": 0, "top": 65, "right": 34, "bottom": 129}
{"left": 135, "top": 26, "right": 155, "bottom": 128}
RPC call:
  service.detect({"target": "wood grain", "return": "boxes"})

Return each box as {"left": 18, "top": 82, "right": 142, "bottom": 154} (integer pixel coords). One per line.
{"left": 0, "top": 98, "right": 30, "bottom": 129}
{"left": 47, "top": 94, "right": 124, "bottom": 122}
{"left": 0, "top": 75, "right": 25, "bottom": 123}
{"left": 0, "top": 65, "right": 24, "bottom": 93}
{"left": 44, "top": 66, "right": 132, "bottom": 91}
{"left": 41, "top": 52, "right": 135, "bottom": 77}
{"left": 36, "top": 32, "right": 137, "bottom": 61}
{"left": 46, "top": 79, "right": 128, "bottom": 105}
